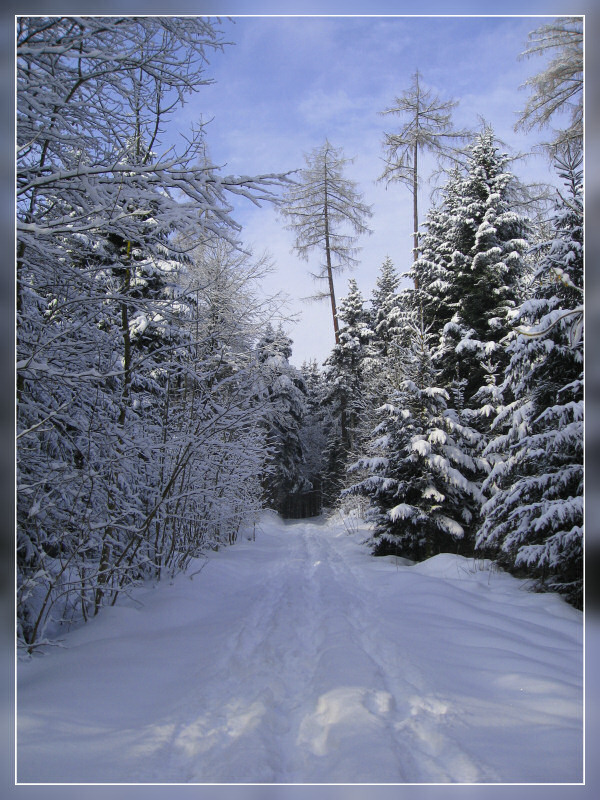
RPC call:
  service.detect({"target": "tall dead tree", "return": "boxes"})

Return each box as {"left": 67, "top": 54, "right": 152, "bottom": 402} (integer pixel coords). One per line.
{"left": 379, "top": 70, "right": 469, "bottom": 272}
{"left": 280, "top": 140, "right": 372, "bottom": 345}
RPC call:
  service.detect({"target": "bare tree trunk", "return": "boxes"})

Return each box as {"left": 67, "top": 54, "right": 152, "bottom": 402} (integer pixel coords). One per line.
{"left": 413, "top": 92, "right": 420, "bottom": 290}
{"left": 413, "top": 139, "right": 419, "bottom": 267}
{"left": 322, "top": 150, "right": 347, "bottom": 445}
{"left": 325, "top": 241, "right": 340, "bottom": 345}
{"left": 323, "top": 153, "right": 340, "bottom": 346}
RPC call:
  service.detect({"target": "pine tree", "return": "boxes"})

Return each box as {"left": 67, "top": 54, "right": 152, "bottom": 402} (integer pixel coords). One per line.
{"left": 324, "top": 280, "right": 374, "bottom": 443}
{"left": 346, "top": 316, "right": 485, "bottom": 559}
{"left": 364, "top": 259, "right": 414, "bottom": 442}
{"left": 320, "top": 280, "right": 376, "bottom": 504}
{"left": 477, "top": 148, "right": 583, "bottom": 607}
{"left": 433, "top": 128, "right": 530, "bottom": 408}
{"left": 370, "top": 256, "right": 405, "bottom": 358}
{"left": 409, "top": 168, "right": 464, "bottom": 342}
{"left": 256, "top": 325, "right": 310, "bottom": 512}
{"left": 298, "top": 359, "right": 330, "bottom": 491}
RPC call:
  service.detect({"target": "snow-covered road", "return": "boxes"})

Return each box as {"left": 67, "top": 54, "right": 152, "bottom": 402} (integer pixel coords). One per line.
{"left": 17, "top": 513, "right": 583, "bottom": 784}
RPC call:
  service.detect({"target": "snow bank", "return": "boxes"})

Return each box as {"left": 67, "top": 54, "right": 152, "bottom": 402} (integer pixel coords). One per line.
{"left": 409, "top": 552, "right": 495, "bottom": 580}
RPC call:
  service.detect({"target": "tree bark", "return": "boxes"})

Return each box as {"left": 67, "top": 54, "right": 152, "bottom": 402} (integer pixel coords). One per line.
{"left": 413, "top": 99, "right": 420, "bottom": 290}
{"left": 412, "top": 74, "right": 420, "bottom": 288}
{"left": 323, "top": 153, "right": 340, "bottom": 346}
{"left": 413, "top": 139, "right": 419, "bottom": 266}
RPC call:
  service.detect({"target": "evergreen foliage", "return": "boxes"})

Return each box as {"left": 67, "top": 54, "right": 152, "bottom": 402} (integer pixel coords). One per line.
{"left": 370, "top": 257, "right": 406, "bottom": 358}
{"left": 476, "top": 149, "right": 583, "bottom": 607}
{"left": 256, "top": 325, "right": 310, "bottom": 512}
{"left": 432, "top": 128, "right": 530, "bottom": 407}
{"left": 410, "top": 168, "right": 464, "bottom": 337}
{"left": 321, "top": 280, "right": 375, "bottom": 501}
{"left": 298, "top": 359, "right": 330, "bottom": 489}
{"left": 345, "top": 316, "right": 486, "bottom": 559}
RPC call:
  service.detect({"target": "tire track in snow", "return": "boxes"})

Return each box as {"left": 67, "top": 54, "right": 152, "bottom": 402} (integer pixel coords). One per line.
{"left": 282, "top": 524, "right": 413, "bottom": 782}
{"left": 169, "top": 521, "right": 492, "bottom": 782}
{"left": 314, "top": 524, "right": 500, "bottom": 783}
{"left": 165, "top": 523, "right": 329, "bottom": 782}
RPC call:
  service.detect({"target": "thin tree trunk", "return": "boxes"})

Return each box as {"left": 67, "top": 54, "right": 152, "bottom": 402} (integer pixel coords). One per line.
{"left": 413, "top": 138, "right": 419, "bottom": 266}
{"left": 323, "top": 149, "right": 346, "bottom": 445}
{"left": 413, "top": 77, "right": 420, "bottom": 289}
{"left": 93, "top": 535, "right": 111, "bottom": 615}
{"left": 323, "top": 156, "right": 340, "bottom": 346}
{"left": 325, "top": 246, "right": 340, "bottom": 346}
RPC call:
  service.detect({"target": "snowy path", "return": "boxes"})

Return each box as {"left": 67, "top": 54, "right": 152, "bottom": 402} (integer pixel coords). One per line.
{"left": 18, "top": 513, "right": 583, "bottom": 784}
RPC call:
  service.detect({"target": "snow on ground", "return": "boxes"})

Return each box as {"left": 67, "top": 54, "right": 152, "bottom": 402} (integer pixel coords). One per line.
{"left": 17, "top": 512, "right": 583, "bottom": 785}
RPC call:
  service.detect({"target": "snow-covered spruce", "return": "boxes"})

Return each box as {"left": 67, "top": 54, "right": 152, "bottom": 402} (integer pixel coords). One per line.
{"left": 409, "top": 167, "right": 465, "bottom": 339}
{"left": 256, "top": 324, "right": 311, "bottom": 513}
{"left": 320, "top": 279, "right": 377, "bottom": 504}
{"left": 427, "top": 127, "right": 530, "bottom": 410}
{"left": 345, "top": 316, "right": 486, "bottom": 560}
{"left": 298, "top": 359, "right": 331, "bottom": 492}
{"left": 370, "top": 256, "right": 406, "bottom": 357}
{"left": 476, "top": 148, "right": 583, "bottom": 607}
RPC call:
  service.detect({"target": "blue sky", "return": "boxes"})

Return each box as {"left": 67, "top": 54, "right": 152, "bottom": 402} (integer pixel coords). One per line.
{"left": 5, "top": 0, "right": 593, "bottom": 376}
{"left": 169, "top": 14, "right": 576, "bottom": 366}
